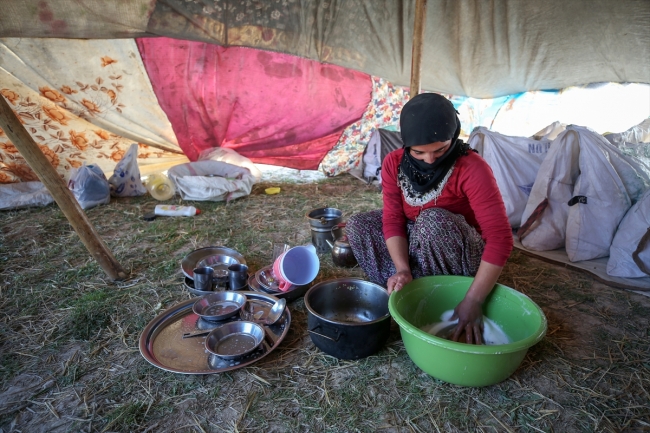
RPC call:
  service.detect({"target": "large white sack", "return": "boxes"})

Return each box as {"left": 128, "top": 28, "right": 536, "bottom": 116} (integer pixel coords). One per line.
{"left": 167, "top": 160, "right": 255, "bottom": 202}
{"left": 531, "top": 121, "right": 567, "bottom": 141}
{"left": 604, "top": 118, "right": 650, "bottom": 146}
{"left": 198, "top": 147, "right": 262, "bottom": 182}
{"left": 565, "top": 129, "right": 632, "bottom": 261}
{"left": 607, "top": 188, "right": 650, "bottom": 278}
{"left": 519, "top": 128, "right": 581, "bottom": 251}
{"left": 468, "top": 127, "right": 551, "bottom": 228}
{"left": 604, "top": 118, "right": 650, "bottom": 168}
{"left": 0, "top": 181, "right": 53, "bottom": 210}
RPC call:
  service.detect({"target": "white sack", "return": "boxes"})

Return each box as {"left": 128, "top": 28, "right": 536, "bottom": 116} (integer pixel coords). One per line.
{"left": 469, "top": 127, "right": 551, "bottom": 228}
{"left": 604, "top": 118, "right": 650, "bottom": 146}
{"left": 198, "top": 147, "right": 262, "bottom": 182}
{"left": 519, "top": 128, "right": 581, "bottom": 251}
{"left": 565, "top": 132, "right": 632, "bottom": 262}
{"left": 607, "top": 188, "right": 650, "bottom": 278}
{"left": 531, "top": 121, "right": 567, "bottom": 141}
{"left": 0, "top": 181, "right": 53, "bottom": 210}
{"left": 520, "top": 125, "right": 650, "bottom": 260}
{"left": 167, "top": 160, "right": 255, "bottom": 202}
{"left": 362, "top": 129, "right": 382, "bottom": 182}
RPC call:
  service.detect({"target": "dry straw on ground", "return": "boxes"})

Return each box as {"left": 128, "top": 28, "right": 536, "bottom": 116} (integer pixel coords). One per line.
{"left": 1, "top": 174, "right": 649, "bottom": 433}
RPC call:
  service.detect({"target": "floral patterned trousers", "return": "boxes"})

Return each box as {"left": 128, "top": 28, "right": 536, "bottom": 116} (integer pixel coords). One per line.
{"left": 346, "top": 208, "right": 484, "bottom": 287}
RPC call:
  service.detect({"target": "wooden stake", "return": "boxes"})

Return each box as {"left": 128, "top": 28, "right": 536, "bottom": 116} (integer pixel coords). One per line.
{"left": 0, "top": 95, "right": 128, "bottom": 281}
{"left": 409, "top": 0, "right": 428, "bottom": 97}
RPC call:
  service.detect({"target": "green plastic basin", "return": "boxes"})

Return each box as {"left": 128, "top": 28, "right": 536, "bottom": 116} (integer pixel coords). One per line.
{"left": 388, "top": 275, "right": 547, "bottom": 387}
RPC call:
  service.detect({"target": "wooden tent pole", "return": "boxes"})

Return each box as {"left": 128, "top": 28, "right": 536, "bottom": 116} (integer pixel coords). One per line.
{"left": 409, "top": 0, "right": 428, "bottom": 97}
{"left": 0, "top": 96, "right": 128, "bottom": 281}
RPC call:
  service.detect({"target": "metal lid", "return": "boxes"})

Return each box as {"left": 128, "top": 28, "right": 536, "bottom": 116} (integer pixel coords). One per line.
{"left": 334, "top": 235, "right": 351, "bottom": 247}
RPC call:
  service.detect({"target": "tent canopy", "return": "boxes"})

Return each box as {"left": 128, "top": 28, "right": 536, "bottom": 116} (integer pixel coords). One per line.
{"left": 1, "top": 0, "right": 648, "bottom": 98}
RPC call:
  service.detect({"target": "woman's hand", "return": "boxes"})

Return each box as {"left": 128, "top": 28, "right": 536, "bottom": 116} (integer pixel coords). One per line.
{"left": 386, "top": 270, "right": 412, "bottom": 294}
{"left": 449, "top": 260, "right": 505, "bottom": 345}
{"left": 450, "top": 296, "right": 484, "bottom": 344}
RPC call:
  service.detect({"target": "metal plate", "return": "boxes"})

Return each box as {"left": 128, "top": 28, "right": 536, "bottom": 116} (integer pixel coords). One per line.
{"left": 255, "top": 265, "right": 282, "bottom": 292}
{"left": 248, "top": 274, "right": 310, "bottom": 303}
{"left": 139, "top": 291, "right": 290, "bottom": 374}
{"left": 182, "top": 247, "right": 246, "bottom": 280}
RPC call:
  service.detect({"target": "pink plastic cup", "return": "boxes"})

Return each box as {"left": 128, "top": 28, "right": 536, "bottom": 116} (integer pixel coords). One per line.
{"left": 272, "top": 245, "right": 319, "bottom": 291}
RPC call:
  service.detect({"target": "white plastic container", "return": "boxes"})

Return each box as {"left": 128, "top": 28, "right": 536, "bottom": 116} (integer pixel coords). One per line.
{"left": 154, "top": 204, "right": 201, "bottom": 217}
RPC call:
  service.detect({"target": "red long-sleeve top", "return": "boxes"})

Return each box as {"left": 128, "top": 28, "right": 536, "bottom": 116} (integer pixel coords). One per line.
{"left": 381, "top": 148, "right": 513, "bottom": 267}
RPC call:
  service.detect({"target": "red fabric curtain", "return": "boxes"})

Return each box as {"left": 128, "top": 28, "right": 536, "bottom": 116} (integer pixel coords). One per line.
{"left": 137, "top": 38, "right": 372, "bottom": 169}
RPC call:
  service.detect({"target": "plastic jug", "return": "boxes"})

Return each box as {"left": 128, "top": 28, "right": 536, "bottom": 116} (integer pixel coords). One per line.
{"left": 145, "top": 173, "right": 175, "bottom": 201}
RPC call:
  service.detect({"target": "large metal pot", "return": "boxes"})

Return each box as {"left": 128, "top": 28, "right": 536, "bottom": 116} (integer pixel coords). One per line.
{"left": 304, "top": 278, "right": 390, "bottom": 359}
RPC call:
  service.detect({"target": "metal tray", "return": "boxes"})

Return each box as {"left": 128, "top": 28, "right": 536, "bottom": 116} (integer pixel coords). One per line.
{"left": 181, "top": 246, "right": 246, "bottom": 280}
{"left": 139, "top": 291, "right": 289, "bottom": 374}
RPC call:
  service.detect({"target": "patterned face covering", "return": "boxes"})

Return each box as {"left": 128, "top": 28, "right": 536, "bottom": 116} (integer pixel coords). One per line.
{"left": 399, "top": 93, "right": 466, "bottom": 194}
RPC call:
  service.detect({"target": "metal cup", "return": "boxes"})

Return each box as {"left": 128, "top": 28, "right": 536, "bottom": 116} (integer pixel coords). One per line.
{"left": 193, "top": 267, "right": 214, "bottom": 291}
{"left": 228, "top": 264, "right": 249, "bottom": 290}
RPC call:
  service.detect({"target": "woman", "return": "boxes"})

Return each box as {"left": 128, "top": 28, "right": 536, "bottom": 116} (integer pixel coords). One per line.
{"left": 346, "top": 93, "right": 513, "bottom": 344}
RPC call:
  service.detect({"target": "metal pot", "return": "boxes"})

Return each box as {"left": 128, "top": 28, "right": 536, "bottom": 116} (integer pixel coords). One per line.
{"left": 325, "top": 224, "right": 357, "bottom": 268}
{"left": 306, "top": 207, "right": 343, "bottom": 253}
{"left": 304, "top": 278, "right": 390, "bottom": 359}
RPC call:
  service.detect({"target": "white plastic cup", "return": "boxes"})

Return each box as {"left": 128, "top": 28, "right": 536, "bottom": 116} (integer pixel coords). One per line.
{"left": 273, "top": 245, "right": 319, "bottom": 290}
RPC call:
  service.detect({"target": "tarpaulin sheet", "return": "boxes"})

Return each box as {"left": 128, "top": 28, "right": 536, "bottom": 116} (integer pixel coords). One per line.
{"left": 136, "top": 37, "right": 371, "bottom": 169}
{"left": 1, "top": 0, "right": 648, "bottom": 98}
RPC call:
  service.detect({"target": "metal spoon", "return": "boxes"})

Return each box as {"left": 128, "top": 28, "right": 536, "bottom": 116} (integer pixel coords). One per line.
{"left": 182, "top": 330, "right": 211, "bottom": 339}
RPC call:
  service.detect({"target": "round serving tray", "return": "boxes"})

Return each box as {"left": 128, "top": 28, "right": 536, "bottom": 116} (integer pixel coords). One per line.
{"left": 181, "top": 246, "right": 247, "bottom": 280}
{"left": 139, "top": 291, "right": 289, "bottom": 374}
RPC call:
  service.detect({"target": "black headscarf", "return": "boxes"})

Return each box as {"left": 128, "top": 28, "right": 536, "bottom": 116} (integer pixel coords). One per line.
{"left": 399, "top": 93, "right": 469, "bottom": 193}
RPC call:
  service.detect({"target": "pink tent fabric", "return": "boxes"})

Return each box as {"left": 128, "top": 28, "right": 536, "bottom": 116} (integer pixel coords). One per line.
{"left": 137, "top": 38, "right": 372, "bottom": 169}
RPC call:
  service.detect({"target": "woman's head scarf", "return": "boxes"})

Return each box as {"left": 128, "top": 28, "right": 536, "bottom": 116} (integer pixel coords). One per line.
{"left": 399, "top": 93, "right": 468, "bottom": 193}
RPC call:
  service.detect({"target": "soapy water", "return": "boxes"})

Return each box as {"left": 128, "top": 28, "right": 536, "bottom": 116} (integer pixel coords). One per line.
{"left": 421, "top": 310, "right": 510, "bottom": 345}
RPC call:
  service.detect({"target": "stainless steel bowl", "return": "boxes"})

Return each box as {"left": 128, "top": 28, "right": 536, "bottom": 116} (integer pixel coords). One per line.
{"left": 205, "top": 321, "right": 265, "bottom": 359}
{"left": 192, "top": 292, "right": 247, "bottom": 321}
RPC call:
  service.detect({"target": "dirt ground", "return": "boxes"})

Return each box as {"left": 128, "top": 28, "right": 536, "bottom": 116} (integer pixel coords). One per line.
{"left": 1, "top": 175, "right": 649, "bottom": 433}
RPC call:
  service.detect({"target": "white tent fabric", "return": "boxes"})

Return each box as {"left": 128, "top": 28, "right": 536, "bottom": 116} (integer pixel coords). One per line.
{"left": 1, "top": 0, "right": 648, "bottom": 98}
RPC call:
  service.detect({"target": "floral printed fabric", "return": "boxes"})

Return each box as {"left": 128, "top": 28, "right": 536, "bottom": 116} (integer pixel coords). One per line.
{"left": 0, "top": 38, "right": 185, "bottom": 184}
{"left": 319, "top": 77, "right": 410, "bottom": 177}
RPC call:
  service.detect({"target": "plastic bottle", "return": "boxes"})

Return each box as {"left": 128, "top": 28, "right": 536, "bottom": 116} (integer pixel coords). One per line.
{"left": 154, "top": 204, "right": 201, "bottom": 216}
{"left": 145, "top": 173, "right": 176, "bottom": 201}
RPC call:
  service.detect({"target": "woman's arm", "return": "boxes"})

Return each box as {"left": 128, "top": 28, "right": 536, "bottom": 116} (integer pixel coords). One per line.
{"left": 449, "top": 154, "right": 511, "bottom": 344}
{"left": 386, "top": 235, "right": 412, "bottom": 293}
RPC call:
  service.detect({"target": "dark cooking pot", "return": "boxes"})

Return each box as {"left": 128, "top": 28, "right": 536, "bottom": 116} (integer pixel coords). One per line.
{"left": 304, "top": 278, "right": 390, "bottom": 360}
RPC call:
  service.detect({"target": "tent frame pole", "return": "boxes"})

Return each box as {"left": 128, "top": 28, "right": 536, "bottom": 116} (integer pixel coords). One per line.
{"left": 0, "top": 95, "right": 128, "bottom": 281}
{"left": 410, "top": 0, "right": 427, "bottom": 97}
